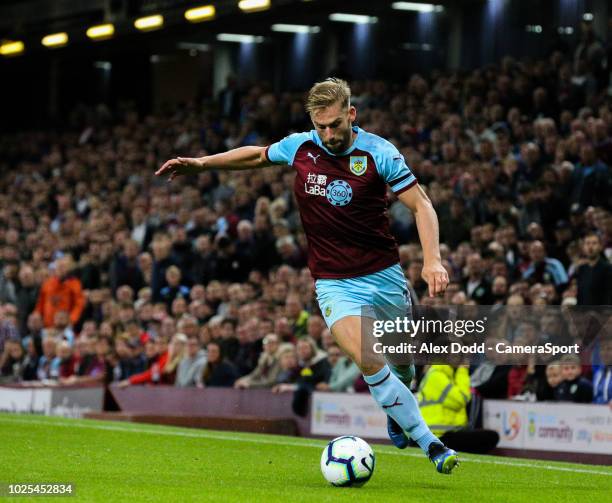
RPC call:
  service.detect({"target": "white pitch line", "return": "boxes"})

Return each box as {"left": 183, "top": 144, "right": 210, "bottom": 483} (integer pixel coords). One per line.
{"left": 1, "top": 415, "right": 611, "bottom": 477}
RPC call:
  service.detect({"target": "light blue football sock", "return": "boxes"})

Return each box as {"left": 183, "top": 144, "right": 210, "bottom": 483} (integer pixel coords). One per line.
{"left": 364, "top": 365, "right": 441, "bottom": 455}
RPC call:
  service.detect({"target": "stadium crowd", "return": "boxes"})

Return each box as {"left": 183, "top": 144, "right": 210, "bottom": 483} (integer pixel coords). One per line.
{"left": 0, "top": 20, "right": 611, "bottom": 433}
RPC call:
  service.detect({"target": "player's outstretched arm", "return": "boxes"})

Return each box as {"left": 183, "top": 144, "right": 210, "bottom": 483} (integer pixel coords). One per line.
{"left": 398, "top": 184, "right": 449, "bottom": 298}
{"left": 156, "top": 146, "right": 273, "bottom": 181}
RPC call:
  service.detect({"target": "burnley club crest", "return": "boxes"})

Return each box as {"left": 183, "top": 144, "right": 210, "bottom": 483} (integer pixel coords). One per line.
{"left": 349, "top": 156, "right": 367, "bottom": 176}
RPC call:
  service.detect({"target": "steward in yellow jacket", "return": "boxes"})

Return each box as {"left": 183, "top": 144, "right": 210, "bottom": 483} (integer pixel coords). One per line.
{"left": 417, "top": 365, "right": 471, "bottom": 436}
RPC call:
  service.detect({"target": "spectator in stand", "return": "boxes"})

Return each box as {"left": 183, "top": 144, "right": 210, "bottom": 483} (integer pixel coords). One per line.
{"left": 306, "top": 315, "right": 326, "bottom": 348}
{"left": 491, "top": 276, "right": 509, "bottom": 304}
{"left": 22, "top": 313, "right": 43, "bottom": 352}
{"left": 120, "top": 335, "right": 171, "bottom": 387}
{"left": 175, "top": 335, "right": 207, "bottom": 387}
{"left": 575, "top": 232, "right": 612, "bottom": 305}
{"left": 198, "top": 340, "right": 239, "bottom": 387}
{"left": 315, "top": 343, "right": 360, "bottom": 392}
{"left": 151, "top": 233, "right": 178, "bottom": 303}
{"left": 115, "top": 336, "right": 139, "bottom": 380}
{"left": 272, "top": 344, "right": 300, "bottom": 388}
{"left": 417, "top": 361, "right": 499, "bottom": 454}
{"left": 294, "top": 337, "right": 332, "bottom": 390}
{"left": 235, "top": 333, "right": 281, "bottom": 389}
{"left": 15, "top": 264, "right": 39, "bottom": 336}
{"left": 505, "top": 325, "right": 551, "bottom": 400}
{"left": 160, "top": 266, "right": 190, "bottom": 312}
{"left": 571, "top": 143, "right": 611, "bottom": 209}
{"left": 471, "top": 337, "right": 511, "bottom": 398}
{"left": 555, "top": 355, "right": 593, "bottom": 403}
{"left": 439, "top": 197, "right": 473, "bottom": 249}
{"left": 593, "top": 337, "right": 612, "bottom": 405}
{"left": 160, "top": 333, "right": 187, "bottom": 385}
{"left": 218, "top": 318, "right": 240, "bottom": 362}
{"left": 36, "top": 336, "right": 59, "bottom": 381}
{"left": 62, "top": 336, "right": 113, "bottom": 384}
{"left": 109, "top": 238, "right": 145, "bottom": 295}
{"left": 232, "top": 319, "right": 260, "bottom": 376}
{"left": 35, "top": 255, "right": 85, "bottom": 328}
{"left": 74, "top": 335, "right": 95, "bottom": 377}
{"left": 544, "top": 361, "right": 563, "bottom": 398}
{"left": 278, "top": 336, "right": 331, "bottom": 416}
{"left": 285, "top": 293, "right": 309, "bottom": 338}
{"left": 463, "top": 253, "right": 493, "bottom": 305}
{"left": 0, "top": 339, "right": 26, "bottom": 383}
{"left": 177, "top": 315, "right": 200, "bottom": 341}
{"left": 57, "top": 341, "right": 78, "bottom": 379}
{"left": 0, "top": 260, "right": 18, "bottom": 305}
{"left": 142, "top": 337, "right": 159, "bottom": 370}
{"left": 522, "top": 241, "right": 568, "bottom": 290}
{"left": 21, "top": 337, "right": 41, "bottom": 381}
{"left": 0, "top": 314, "right": 19, "bottom": 357}
{"left": 1, "top": 304, "right": 20, "bottom": 336}
{"left": 320, "top": 329, "right": 335, "bottom": 351}
{"left": 52, "top": 311, "right": 75, "bottom": 346}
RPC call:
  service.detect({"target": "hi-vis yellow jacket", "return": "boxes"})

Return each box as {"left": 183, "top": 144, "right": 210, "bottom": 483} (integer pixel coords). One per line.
{"left": 416, "top": 365, "right": 471, "bottom": 436}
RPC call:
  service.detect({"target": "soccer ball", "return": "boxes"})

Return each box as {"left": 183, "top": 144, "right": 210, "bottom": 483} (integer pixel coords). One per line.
{"left": 320, "top": 436, "right": 375, "bottom": 487}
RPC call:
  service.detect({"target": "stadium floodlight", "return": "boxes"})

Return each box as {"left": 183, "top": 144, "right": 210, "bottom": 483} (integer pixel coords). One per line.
{"left": 94, "top": 61, "right": 112, "bottom": 70}
{"left": 329, "top": 13, "right": 378, "bottom": 24}
{"left": 0, "top": 40, "right": 24, "bottom": 56}
{"left": 86, "top": 24, "right": 115, "bottom": 40}
{"left": 41, "top": 32, "right": 69, "bottom": 48}
{"left": 185, "top": 5, "right": 216, "bottom": 22}
{"left": 238, "top": 0, "right": 271, "bottom": 13}
{"left": 525, "top": 24, "right": 542, "bottom": 33}
{"left": 177, "top": 42, "right": 211, "bottom": 52}
{"left": 217, "top": 33, "right": 264, "bottom": 43}
{"left": 271, "top": 24, "right": 321, "bottom": 34}
{"left": 134, "top": 14, "right": 164, "bottom": 31}
{"left": 392, "top": 2, "right": 442, "bottom": 13}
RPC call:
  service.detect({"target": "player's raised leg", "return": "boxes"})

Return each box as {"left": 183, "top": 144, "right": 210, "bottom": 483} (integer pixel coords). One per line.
{"left": 330, "top": 315, "right": 459, "bottom": 474}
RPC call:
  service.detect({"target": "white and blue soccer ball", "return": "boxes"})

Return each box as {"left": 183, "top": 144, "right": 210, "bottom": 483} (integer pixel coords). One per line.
{"left": 320, "top": 436, "right": 375, "bottom": 487}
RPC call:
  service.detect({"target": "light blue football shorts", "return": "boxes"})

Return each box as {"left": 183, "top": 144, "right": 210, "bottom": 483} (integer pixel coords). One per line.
{"left": 315, "top": 263, "right": 412, "bottom": 329}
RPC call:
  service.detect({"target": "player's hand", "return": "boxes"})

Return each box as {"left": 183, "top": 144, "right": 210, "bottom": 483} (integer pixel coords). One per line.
{"left": 155, "top": 157, "right": 204, "bottom": 181}
{"left": 421, "top": 261, "right": 449, "bottom": 297}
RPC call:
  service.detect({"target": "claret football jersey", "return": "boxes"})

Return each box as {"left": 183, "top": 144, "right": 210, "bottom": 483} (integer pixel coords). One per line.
{"left": 265, "top": 126, "right": 417, "bottom": 279}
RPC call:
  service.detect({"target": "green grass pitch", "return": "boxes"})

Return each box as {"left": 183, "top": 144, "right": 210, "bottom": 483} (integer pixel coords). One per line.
{"left": 1, "top": 413, "right": 610, "bottom": 502}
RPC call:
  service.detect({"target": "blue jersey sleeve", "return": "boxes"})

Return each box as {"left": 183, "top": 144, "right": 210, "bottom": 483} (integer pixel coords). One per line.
{"left": 379, "top": 152, "right": 417, "bottom": 194}
{"left": 357, "top": 130, "right": 417, "bottom": 194}
{"left": 265, "top": 132, "right": 310, "bottom": 166}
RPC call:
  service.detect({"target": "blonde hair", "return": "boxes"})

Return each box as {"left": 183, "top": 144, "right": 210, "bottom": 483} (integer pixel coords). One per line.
{"left": 305, "top": 78, "right": 351, "bottom": 113}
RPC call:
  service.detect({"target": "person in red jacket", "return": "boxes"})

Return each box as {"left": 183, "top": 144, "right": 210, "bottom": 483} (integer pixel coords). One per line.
{"left": 118, "top": 334, "right": 186, "bottom": 386}
{"left": 35, "top": 255, "right": 85, "bottom": 328}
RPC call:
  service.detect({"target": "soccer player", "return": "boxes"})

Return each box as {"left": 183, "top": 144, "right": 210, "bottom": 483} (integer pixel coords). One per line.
{"left": 156, "top": 78, "right": 458, "bottom": 474}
